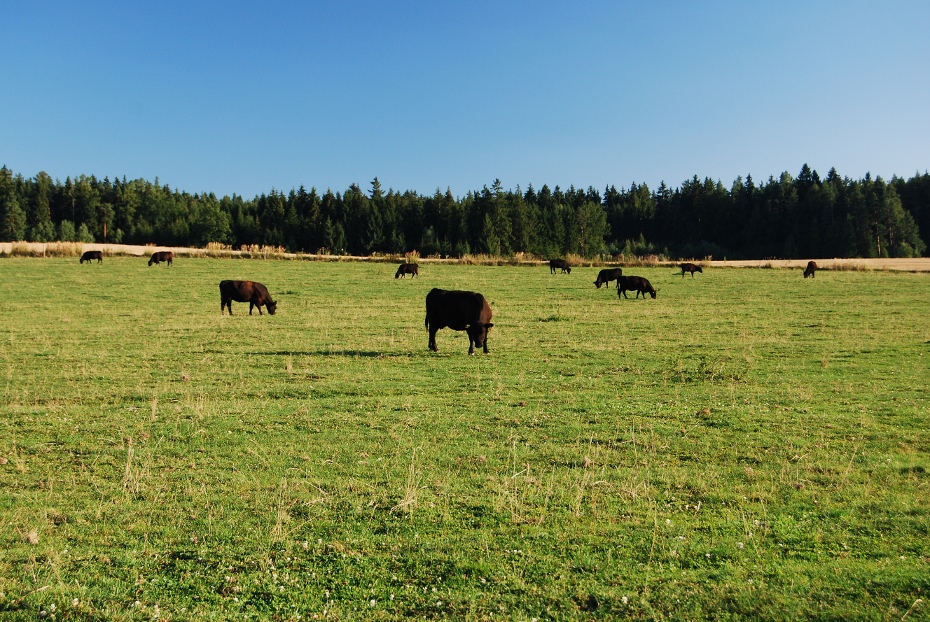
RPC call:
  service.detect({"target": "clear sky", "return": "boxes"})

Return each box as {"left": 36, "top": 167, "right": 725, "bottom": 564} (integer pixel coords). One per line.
{"left": 3, "top": 1, "right": 928, "bottom": 199}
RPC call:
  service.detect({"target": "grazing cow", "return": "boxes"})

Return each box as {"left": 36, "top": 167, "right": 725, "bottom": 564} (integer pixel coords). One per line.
{"left": 617, "top": 275, "right": 657, "bottom": 299}
{"left": 804, "top": 261, "right": 818, "bottom": 278}
{"left": 680, "top": 262, "right": 703, "bottom": 277}
{"left": 549, "top": 258, "right": 571, "bottom": 274}
{"left": 80, "top": 250, "right": 103, "bottom": 264}
{"left": 425, "top": 288, "right": 494, "bottom": 355}
{"left": 148, "top": 251, "right": 173, "bottom": 266}
{"left": 395, "top": 262, "right": 419, "bottom": 278}
{"left": 594, "top": 268, "right": 623, "bottom": 289}
{"left": 220, "top": 280, "right": 277, "bottom": 315}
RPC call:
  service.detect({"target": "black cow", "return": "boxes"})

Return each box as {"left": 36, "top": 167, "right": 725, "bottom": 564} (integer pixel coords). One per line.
{"left": 220, "top": 280, "right": 277, "bottom": 315}
{"left": 549, "top": 259, "right": 571, "bottom": 274}
{"left": 594, "top": 268, "right": 623, "bottom": 289}
{"left": 680, "top": 262, "right": 703, "bottom": 277}
{"left": 395, "top": 262, "right": 419, "bottom": 278}
{"left": 425, "top": 288, "right": 493, "bottom": 355}
{"left": 148, "top": 251, "right": 173, "bottom": 266}
{"left": 80, "top": 250, "right": 103, "bottom": 264}
{"left": 617, "top": 275, "right": 657, "bottom": 299}
{"left": 804, "top": 261, "right": 818, "bottom": 278}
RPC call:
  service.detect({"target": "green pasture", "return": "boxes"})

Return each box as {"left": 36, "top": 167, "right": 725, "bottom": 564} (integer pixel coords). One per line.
{"left": 1, "top": 257, "right": 928, "bottom": 620}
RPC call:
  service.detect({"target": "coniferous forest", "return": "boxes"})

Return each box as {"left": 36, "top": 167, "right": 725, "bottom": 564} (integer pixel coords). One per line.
{"left": 1, "top": 164, "right": 927, "bottom": 259}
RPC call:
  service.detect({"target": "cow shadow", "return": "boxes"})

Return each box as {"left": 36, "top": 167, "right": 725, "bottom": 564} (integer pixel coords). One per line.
{"left": 257, "top": 350, "right": 409, "bottom": 358}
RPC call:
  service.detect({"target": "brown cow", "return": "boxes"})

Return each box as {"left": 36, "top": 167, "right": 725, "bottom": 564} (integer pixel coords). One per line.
{"left": 425, "top": 288, "right": 493, "bottom": 354}
{"left": 80, "top": 250, "right": 103, "bottom": 264}
{"left": 220, "top": 280, "right": 277, "bottom": 315}
{"left": 148, "top": 251, "right": 173, "bottom": 266}
{"left": 395, "top": 262, "right": 419, "bottom": 278}
{"left": 549, "top": 259, "right": 571, "bottom": 274}
{"left": 680, "top": 262, "right": 703, "bottom": 277}
{"left": 594, "top": 268, "right": 623, "bottom": 289}
{"left": 804, "top": 261, "right": 818, "bottom": 278}
{"left": 617, "top": 275, "right": 657, "bottom": 299}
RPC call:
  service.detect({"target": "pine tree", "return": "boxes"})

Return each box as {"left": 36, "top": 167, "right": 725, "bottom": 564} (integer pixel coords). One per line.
{"left": 1, "top": 195, "right": 27, "bottom": 241}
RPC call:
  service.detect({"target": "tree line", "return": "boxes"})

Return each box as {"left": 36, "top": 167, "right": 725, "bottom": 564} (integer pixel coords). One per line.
{"left": 1, "top": 164, "right": 927, "bottom": 259}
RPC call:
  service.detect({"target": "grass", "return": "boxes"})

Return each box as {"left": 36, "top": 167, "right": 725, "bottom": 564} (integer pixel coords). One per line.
{"left": 1, "top": 257, "right": 928, "bottom": 620}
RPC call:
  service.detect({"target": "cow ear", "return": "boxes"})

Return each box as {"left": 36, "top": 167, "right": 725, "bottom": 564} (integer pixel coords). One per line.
{"left": 485, "top": 323, "right": 494, "bottom": 328}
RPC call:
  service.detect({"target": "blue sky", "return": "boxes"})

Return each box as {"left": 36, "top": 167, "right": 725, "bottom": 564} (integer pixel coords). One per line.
{"left": 3, "top": 1, "right": 928, "bottom": 199}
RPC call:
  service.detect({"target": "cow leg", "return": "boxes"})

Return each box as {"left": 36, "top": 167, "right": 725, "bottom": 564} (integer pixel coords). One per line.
{"left": 428, "top": 327, "right": 439, "bottom": 352}
{"left": 483, "top": 338, "right": 489, "bottom": 354}
{"left": 468, "top": 338, "right": 475, "bottom": 355}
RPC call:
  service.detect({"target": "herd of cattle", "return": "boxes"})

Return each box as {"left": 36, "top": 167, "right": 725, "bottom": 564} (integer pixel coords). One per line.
{"left": 77, "top": 251, "right": 820, "bottom": 354}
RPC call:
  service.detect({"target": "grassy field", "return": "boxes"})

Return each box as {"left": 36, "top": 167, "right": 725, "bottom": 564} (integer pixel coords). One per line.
{"left": 1, "top": 257, "right": 928, "bottom": 621}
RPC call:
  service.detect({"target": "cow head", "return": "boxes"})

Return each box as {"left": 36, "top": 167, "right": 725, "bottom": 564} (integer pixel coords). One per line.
{"left": 266, "top": 301, "right": 278, "bottom": 315}
{"left": 648, "top": 288, "right": 657, "bottom": 299}
{"left": 467, "top": 322, "right": 494, "bottom": 348}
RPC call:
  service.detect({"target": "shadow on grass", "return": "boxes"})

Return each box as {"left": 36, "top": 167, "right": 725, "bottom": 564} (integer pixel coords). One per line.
{"left": 256, "top": 349, "right": 414, "bottom": 358}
